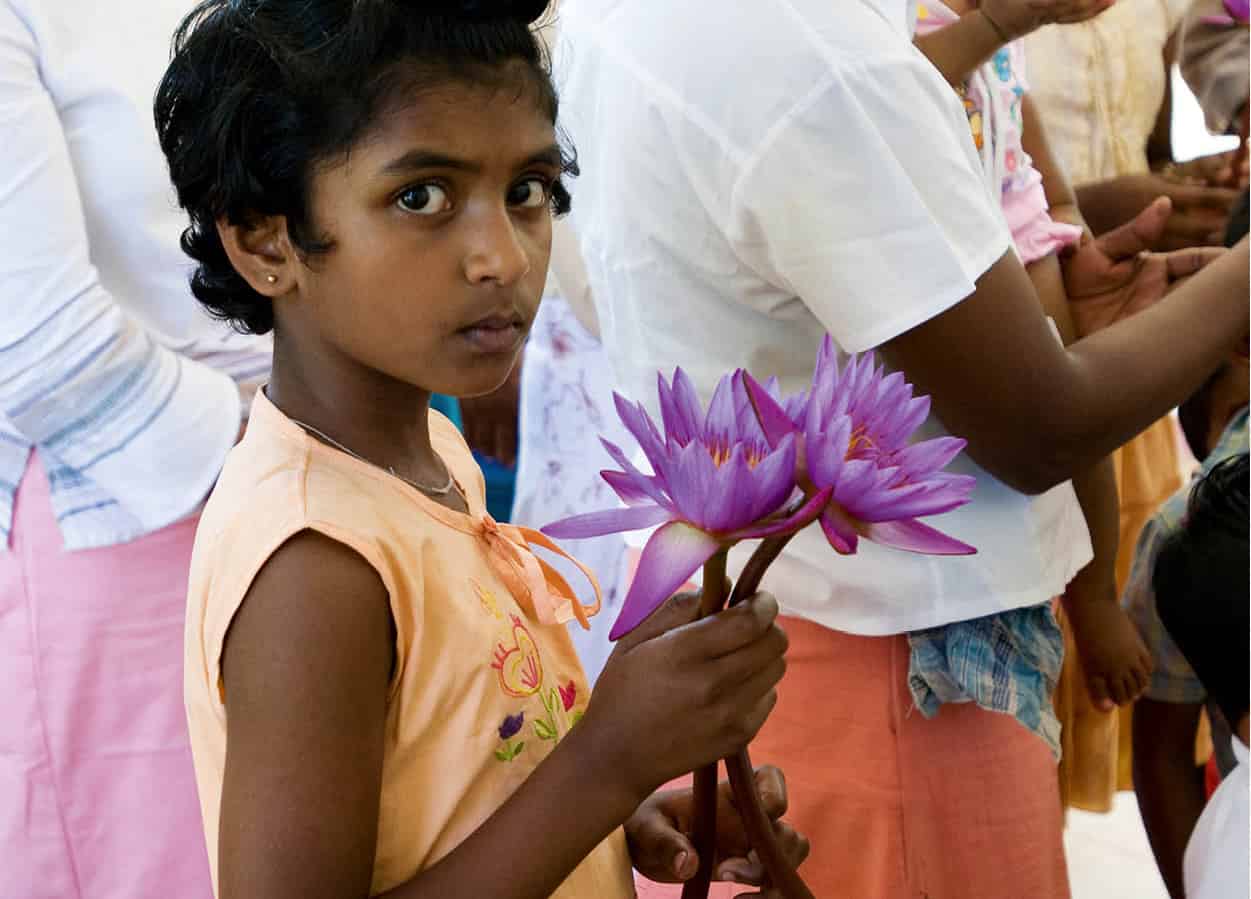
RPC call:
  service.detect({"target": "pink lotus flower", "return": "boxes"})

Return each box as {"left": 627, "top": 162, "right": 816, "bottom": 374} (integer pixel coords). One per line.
{"left": 745, "top": 337, "right": 976, "bottom": 557}
{"left": 543, "top": 369, "right": 829, "bottom": 639}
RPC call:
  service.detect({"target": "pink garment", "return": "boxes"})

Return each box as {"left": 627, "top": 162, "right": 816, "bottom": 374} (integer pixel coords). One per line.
{"left": 1003, "top": 173, "right": 1086, "bottom": 266}
{"left": 915, "top": 1, "right": 1082, "bottom": 264}
{"left": 0, "top": 453, "right": 212, "bottom": 899}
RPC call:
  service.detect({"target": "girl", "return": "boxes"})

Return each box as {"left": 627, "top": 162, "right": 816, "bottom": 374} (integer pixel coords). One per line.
{"left": 156, "top": 2, "right": 807, "bottom": 897}
{"left": 916, "top": 0, "right": 1159, "bottom": 713}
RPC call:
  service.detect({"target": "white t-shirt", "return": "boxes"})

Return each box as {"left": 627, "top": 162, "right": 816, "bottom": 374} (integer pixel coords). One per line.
{"left": 555, "top": 0, "right": 1092, "bottom": 634}
{"left": 1185, "top": 737, "right": 1249, "bottom": 899}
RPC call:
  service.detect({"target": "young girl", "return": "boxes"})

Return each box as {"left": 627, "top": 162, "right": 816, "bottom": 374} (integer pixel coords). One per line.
{"left": 155, "top": 2, "right": 807, "bottom": 896}
{"left": 915, "top": 0, "right": 1158, "bottom": 710}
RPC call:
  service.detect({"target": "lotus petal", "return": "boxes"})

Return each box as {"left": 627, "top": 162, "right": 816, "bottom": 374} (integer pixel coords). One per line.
{"left": 600, "top": 439, "right": 670, "bottom": 508}
{"left": 601, "top": 469, "right": 661, "bottom": 508}
{"left": 543, "top": 503, "right": 672, "bottom": 540}
{"left": 819, "top": 507, "right": 859, "bottom": 555}
{"left": 668, "top": 369, "right": 706, "bottom": 445}
{"left": 742, "top": 371, "right": 797, "bottom": 449}
{"left": 743, "top": 434, "right": 798, "bottom": 522}
{"left": 861, "top": 518, "right": 976, "bottom": 556}
{"left": 610, "top": 521, "right": 723, "bottom": 639}
{"left": 734, "top": 486, "right": 833, "bottom": 540}
{"left": 702, "top": 442, "right": 754, "bottom": 532}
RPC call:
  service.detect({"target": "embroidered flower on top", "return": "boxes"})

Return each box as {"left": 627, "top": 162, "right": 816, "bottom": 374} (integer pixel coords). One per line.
{"left": 559, "top": 680, "right": 577, "bottom": 712}
{"left": 494, "top": 712, "right": 526, "bottom": 763}
{"left": 491, "top": 614, "right": 544, "bottom": 698}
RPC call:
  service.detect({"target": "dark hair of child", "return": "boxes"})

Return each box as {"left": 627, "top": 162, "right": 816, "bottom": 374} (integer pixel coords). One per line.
{"left": 154, "top": 0, "right": 574, "bottom": 336}
{"left": 1177, "top": 189, "right": 1250, "bottom": 459}
{"left": 1153, "top": 452, "right": 1250, "bottom": 730}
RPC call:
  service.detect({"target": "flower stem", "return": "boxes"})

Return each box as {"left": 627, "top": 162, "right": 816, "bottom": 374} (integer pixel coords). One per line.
{"left": 728, "top": 532, "right": 795, "bottom": 607}
{"left": 681, "top": 550, "right": 729, "bottom": 899}
{"left": 726, "top": 532, "right": 815, "bottom": 899}
{"left": 725, "top": 747, "right": 816, "bottom": 899}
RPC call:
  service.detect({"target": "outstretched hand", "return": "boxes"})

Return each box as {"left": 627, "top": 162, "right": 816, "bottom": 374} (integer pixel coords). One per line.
{"left": 626, "top": 766, "right": 810, "bottom": 896}
{"left": 978, "top": 0, "right": 1114, "bottom": 41}
{"left": 1063, "top": 198, "right": 1226, "bottom": 336}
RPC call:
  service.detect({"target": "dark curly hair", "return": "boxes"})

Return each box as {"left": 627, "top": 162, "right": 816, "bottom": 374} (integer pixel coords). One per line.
{"left": 1153, "top": 453, "right": 1249, "bottom": 729}
{"left": 155, "top": 0, "right": 574, "bottom": 335}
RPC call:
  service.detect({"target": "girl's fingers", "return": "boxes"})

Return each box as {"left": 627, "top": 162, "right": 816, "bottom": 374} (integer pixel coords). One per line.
{"left": 677, "top": 593, "right": 781, "bottom": 662}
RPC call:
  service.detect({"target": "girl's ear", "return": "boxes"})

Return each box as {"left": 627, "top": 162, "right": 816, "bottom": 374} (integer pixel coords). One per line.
{"left": 217, "top": 214, "right": 295, "bottom": 297}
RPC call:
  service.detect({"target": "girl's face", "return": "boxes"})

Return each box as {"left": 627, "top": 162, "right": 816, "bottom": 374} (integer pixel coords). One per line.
{"left": 286, "top": 65, "right": 560, "bottom": 399}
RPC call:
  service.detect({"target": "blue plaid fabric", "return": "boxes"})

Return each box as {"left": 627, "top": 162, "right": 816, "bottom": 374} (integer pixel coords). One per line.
{"left": 908, "top": 602, "right": 1065, "bottom": 757}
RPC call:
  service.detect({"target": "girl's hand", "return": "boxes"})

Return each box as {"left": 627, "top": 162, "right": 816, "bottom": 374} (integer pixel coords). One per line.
{"left": 626, "top": 766, "right": 810, "bottom": 894}
{"left": 574, "top": 591, "right": 789, "bottom": 807}
{"left": 977, "top": 0, "right": 1113, "bottom": 41}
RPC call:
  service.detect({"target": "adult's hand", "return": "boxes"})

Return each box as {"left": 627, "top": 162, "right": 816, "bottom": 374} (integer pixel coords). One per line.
{"left": 978, "top": 0, "right": 1113, "bottom": 40}
{"left": 1063, "top": 198, "right": 1226, "bottom": 336}
{"left": 459, "top": 357, "right": 522, "bottom": 467}
{"left": 1162, "top": 147, "right": 1249, "bottom": 191}
{"left": 1075, "top": 173, "right": 1240, "bottom": 249}
{"left": 626, "top": 766, "right": 810, "bottom": 894}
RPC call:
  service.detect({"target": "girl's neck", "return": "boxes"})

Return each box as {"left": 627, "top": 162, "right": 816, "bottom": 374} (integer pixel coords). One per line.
{"left": 266, "top": 335, "right": 467, "bottom": 513}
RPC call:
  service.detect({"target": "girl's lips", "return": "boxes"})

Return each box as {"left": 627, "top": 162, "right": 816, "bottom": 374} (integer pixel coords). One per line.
{"left": 459, "top": 319, "right": 524, "bottom": 354}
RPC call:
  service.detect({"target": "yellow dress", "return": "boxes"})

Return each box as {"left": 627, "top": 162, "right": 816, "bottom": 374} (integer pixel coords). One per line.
{"left": 1025, "top": 0, "right": 1191, "bottom": 812}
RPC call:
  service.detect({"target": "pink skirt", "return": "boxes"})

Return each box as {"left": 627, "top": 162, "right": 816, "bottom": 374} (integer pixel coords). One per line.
{"left": 0, "top": 453, "right": 212, "bottom": 899}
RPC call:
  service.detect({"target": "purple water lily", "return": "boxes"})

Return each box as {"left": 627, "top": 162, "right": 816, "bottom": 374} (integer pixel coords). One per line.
{"left": 543, "top": 368, "right": 829, "bottom": 640}
{"left": 745, "top": 337, "right": 976, "bottom": 557}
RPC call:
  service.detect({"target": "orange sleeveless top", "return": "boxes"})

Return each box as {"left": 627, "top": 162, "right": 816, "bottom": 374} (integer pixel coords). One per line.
{"left": 184, "top": 391, "right": 634, "bottom": 897}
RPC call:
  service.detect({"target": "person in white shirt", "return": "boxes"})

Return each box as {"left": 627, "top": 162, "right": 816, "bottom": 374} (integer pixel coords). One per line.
{"left": 555, "top": 0, "right": 1249, "bottom": 894}
{"left": 1154, "top": 453, "right": 1249, "bottom": 899}
{"left": 0, "top": 1, "right": 268, "bottom": 896}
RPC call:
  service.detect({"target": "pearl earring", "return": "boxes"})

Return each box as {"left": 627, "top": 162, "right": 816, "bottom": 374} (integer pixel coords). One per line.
{"left": 265, "top": 274, "right": 278, "bottom": 284}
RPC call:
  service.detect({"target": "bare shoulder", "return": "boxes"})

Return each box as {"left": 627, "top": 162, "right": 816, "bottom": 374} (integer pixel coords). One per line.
{"left": 217, "top": 530, "right": 396, "bottom": 897}
{"left": 222, "top": 528, "right": 394, "bottom": 718}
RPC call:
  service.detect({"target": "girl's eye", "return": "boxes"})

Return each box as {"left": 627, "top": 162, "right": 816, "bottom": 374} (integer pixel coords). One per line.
{"left": 508, "top": 178, "right": 550, "bottom": 210}
{"left": 396, "top": 184, "right": 451, "bottom": 215}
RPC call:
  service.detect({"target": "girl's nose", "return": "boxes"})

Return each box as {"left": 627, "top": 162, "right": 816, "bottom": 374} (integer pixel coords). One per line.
{"left": 462, "top": 209, "right": 531, "bottom": 286}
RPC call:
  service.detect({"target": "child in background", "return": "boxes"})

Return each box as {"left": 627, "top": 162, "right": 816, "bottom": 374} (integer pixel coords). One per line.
{"left": 916, "top": 0, "right": 1156, "bottom": 709}
{"left": 1125, "top": 196, "right": 1248, "bottom": 899}
{"left": 1153, "top": 453, "right": 1250, "bottom": 899}
{"left": 155, "top": 2, "right": 806, "bottom": 896}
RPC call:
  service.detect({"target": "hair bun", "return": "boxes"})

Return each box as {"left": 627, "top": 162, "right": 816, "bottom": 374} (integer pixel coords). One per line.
{"left": 430, "top": 0, "right": 549, "bottom": 25}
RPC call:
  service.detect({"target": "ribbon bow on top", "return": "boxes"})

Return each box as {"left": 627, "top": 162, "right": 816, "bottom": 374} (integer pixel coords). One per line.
{"left": 473, "top": 514, "right": 601, "bottom": 630}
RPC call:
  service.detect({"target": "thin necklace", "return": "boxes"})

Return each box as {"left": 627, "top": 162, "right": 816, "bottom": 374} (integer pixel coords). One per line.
{"left": 289, "top": 417, "right": 457, "bottom": 497}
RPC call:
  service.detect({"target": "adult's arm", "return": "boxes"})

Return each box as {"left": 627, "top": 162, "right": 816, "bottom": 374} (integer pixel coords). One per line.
{"left": 883, "top": 238, "right": 1247, "bottom": 493}
{"left": 730, "top": 37, "right": 1246, "bottom": 495}
{"left": 1132, "top": 698, "right": 1207, "bottom": 899}
{"left": 0, "top": 3, "right": 240, "bottom": 527}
